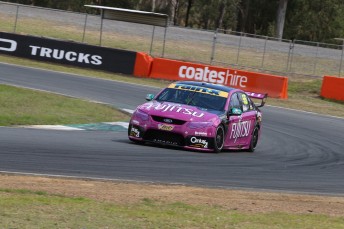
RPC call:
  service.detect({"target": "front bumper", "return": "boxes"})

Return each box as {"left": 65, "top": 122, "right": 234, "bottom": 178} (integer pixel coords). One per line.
{"left": 128, "top": 123, "right": 216, "bottom": 151}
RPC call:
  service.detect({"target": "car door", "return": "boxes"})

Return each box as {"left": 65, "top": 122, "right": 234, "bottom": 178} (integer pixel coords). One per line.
{"left": 224, "top": 92, "right": 242, "bottom": 147}
{"left": 237, "top": 93, "right": 256, "bottom": 146}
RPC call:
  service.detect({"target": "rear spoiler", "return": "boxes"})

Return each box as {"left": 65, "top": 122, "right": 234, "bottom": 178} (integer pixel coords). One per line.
{"left": 245, "top": 92, "right": 268, "bottom": 108}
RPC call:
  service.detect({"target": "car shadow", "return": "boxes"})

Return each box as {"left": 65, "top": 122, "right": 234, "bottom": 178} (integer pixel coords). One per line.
{"left": 114, "top": 139, "right": 254, "bottom": 154}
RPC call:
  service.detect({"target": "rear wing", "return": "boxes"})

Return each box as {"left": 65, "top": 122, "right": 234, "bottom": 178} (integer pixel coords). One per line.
{"left": 245, "top": 92, "right": 268, "bottom": 108}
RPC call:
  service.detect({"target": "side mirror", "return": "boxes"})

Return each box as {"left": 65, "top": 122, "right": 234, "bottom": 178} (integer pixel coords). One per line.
{"left": 227, "top": 107, "right": 242, "bottom": 118}
{"left": 145, "top": 94, "right": 155, "bottom": 101}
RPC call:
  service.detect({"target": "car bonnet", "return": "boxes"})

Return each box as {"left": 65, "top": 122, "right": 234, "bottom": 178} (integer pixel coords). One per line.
{"left": 137, "top": 101, "right": 219, "bottom": 122}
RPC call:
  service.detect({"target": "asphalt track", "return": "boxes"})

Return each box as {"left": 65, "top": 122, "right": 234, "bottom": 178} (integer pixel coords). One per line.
{"left": 1, "top": 62, "right": 344, "bottom": 195}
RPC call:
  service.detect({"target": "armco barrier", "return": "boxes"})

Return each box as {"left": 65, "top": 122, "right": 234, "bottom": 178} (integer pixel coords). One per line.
{"left": 321, "top": 76, "right": 344, "bottom": 101}
{"left": 0, "top": 32, "right": 136, "bottom": 74}
{"left": 146, "top": 58, "right": 288, "bottom": 98}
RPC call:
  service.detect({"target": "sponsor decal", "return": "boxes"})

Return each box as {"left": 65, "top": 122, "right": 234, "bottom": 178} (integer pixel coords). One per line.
{"left": 178, "top": 66, "right": 248, "bottom": 87}
{"left": 230, "top": 121, "right": 251, "bottom": 143}
{"left": 170, "top": 83, "right": 228, "bottom": 98}
{"left": 158, "top": 124, "right": 174, "bottom": 131}
{"left": 29, "top": 46, "right": 102, "bottom": 65}
{"left": 195, "top": 131, "right": 208, "bottom": 136}
{"left": 190, "top": 136, "right": 208, "bottom": 148}
{"left": 130, "top": 127, "right": 140, "bottom": 137}
{"left": 153, "top": 139, "right": 178, "bottom": 145}
{"left": 0, "top": 38, "right": 17, "bottom": 52}
{"left": 141, "top": 102, "right": 204, "bottom": 118}
{"left": 245, "top": 92, "right": 265, "bottom": 99}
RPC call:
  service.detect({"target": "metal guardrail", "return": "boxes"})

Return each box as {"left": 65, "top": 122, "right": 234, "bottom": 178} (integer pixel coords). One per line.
{"left": 0, "top": 1, "right": 343, "bottom": 77}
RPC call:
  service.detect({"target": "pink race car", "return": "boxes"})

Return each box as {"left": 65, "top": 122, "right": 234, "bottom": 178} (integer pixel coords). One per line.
{"left": 128, "top": 81, "right": 267, "bottom": 153}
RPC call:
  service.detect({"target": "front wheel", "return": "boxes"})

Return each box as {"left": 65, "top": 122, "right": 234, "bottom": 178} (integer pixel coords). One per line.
{"left": 213, "top": 125, "right": 224, "bottom": 153}
{"left": 248, "top": 126, "right": 259, "bottom": 152}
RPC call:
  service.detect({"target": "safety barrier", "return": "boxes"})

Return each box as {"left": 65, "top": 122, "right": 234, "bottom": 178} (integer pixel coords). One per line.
{"left": 1, "top": 32, "right": 288, "bottom": 98}
{"left": 133, "top": 52, "right": 153, "bottom": 77}
{"left": 321, "top": 76, "right": 344, "bottom": 101}
{"left": 134, "top": 57, "right": 288, "bottom": 99}
{"left": 0, "top": 32, "right": 137, "bottom": 74}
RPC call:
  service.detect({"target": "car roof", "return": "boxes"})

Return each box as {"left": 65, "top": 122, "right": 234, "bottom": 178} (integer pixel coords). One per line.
{"left": 173, "top": 81, "right": 236, "bottom": 93}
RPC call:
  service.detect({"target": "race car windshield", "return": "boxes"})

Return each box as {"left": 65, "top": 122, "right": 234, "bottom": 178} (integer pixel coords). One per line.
{"left": 156, "top": 88, "right": 226, "bottom": 111}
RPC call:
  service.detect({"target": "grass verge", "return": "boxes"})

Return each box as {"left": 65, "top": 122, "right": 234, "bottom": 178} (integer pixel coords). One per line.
{"left": 1, "top": 188, "right": 343, "bottom": 228}
{"left": 0, "top": 84, "right": 129, "bottom": 126}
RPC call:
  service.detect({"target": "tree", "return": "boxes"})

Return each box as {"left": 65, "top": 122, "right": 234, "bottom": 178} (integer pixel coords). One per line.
{"left": 215, "top": 0, "right": 227, "bottom": 29}
{"left": 185, "top": 0, "right": 193, "bottom": 27}
{"left": 284, "top": 0, "right": 344, "bottom": 42}
{"left": 170, "top": 0, "right": 180, "bottom": 25}
{"left": 275, "top": 0, "right": 288, "bottom": 39}
{"left": 237, "top": 0, "right": 277, "bottom": 35}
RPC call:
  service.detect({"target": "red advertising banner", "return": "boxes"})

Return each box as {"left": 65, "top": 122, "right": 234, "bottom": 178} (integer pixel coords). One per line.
{"left": 148, "top": 58, "right": 288, "bottom": 98}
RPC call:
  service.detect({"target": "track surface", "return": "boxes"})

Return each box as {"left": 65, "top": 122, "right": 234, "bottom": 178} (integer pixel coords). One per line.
{"left": 1, "top": 63, "right": 344, "bottom": 195}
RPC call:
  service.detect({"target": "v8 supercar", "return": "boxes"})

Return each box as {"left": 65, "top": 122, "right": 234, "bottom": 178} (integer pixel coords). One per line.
{"left": 128, "top": 81, "right": 267, "bottom": 153}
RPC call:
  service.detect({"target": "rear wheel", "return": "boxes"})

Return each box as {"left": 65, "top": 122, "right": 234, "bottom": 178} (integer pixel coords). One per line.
{"left": 213, "top": 125, "right": 224, "bottom": 153}
{"left": 248, "top": 126, "right": 259, "bottom": 152}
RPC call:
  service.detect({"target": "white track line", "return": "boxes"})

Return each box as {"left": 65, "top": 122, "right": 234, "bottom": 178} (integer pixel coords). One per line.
{"left": 21, "top": 125, "right": 83, "bottom": 131}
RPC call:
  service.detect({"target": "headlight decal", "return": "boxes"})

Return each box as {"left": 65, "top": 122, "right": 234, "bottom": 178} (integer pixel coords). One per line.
{"left": 187, "top": 122, "right": 213, "bottom": 129}
{"left": 135, "top": 109, "right": 149, "bottom": 121}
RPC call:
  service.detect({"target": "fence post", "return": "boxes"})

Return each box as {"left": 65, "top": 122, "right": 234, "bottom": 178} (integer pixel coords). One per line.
{"left": 261, "top": 36, "right": 268, "bottom": 69}
{"left": 312, "top": 42, "right": 319, "bottom": 76}
{"left": 82, "top": 13, "right": 88, "bottom": 43}
{"left": 210, "top": 28, "right": 218, "bottom": 65}
{"left": 339, "top": 41, "right": 344, "bottom": 77}
{"left": 286, "top": 39, "right": 294, "bottom": 72}
{"left": 13, "top": 5, "right": 19, "bottom": 33}
{"left": 236, "top": 32, "right": 243, "bottom": 65}
{"left": 99, "top": 9, "right": 104, "bottom": 46}
{"left": 150, "top": 26, "right": 155, "bottom": 55}
{"left": 162, "top": 26, "right": 167, "bottom": 57}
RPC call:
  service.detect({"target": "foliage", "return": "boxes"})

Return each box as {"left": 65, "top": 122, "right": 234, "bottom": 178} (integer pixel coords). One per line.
{"left": 284, "top": 0, "right": 344, "bottom": 42}
{"left": 2, "top": 0, "right": 344, "bottom": 42}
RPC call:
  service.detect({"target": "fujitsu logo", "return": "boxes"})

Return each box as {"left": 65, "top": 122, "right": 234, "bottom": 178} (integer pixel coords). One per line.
{"left": 29, "top": 46, "right": 102, "bottom": 65}
{"left": 230, "top": 121, "right": 251, "bottom": 142}
{"left": 141, "top": 102, "right": 204, "bottom": 118}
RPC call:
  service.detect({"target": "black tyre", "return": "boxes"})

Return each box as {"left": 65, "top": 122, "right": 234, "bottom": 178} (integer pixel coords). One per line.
{"left": 214, "top": 125, "right": 225, "bottom": 153}
{"left": 248, "top": 126, "right": 259, "bottom": 152}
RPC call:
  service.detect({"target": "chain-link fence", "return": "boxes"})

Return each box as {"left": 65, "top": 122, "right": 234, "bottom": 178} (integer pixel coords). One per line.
{"left": 1, "top": 1, "right": 343, "bottom": 77}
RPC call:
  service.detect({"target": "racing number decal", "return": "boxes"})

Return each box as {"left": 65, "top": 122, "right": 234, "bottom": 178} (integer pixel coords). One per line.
{"left": 130, "top": 127, "right": 140, "bottom": 137}
{"left": 241, "top": 94, "right": 248, "bottom": 105}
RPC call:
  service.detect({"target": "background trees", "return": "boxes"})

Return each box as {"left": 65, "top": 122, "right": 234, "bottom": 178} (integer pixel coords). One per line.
{"left": 3, "top": 0, "right": 344, "bottom": 43}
